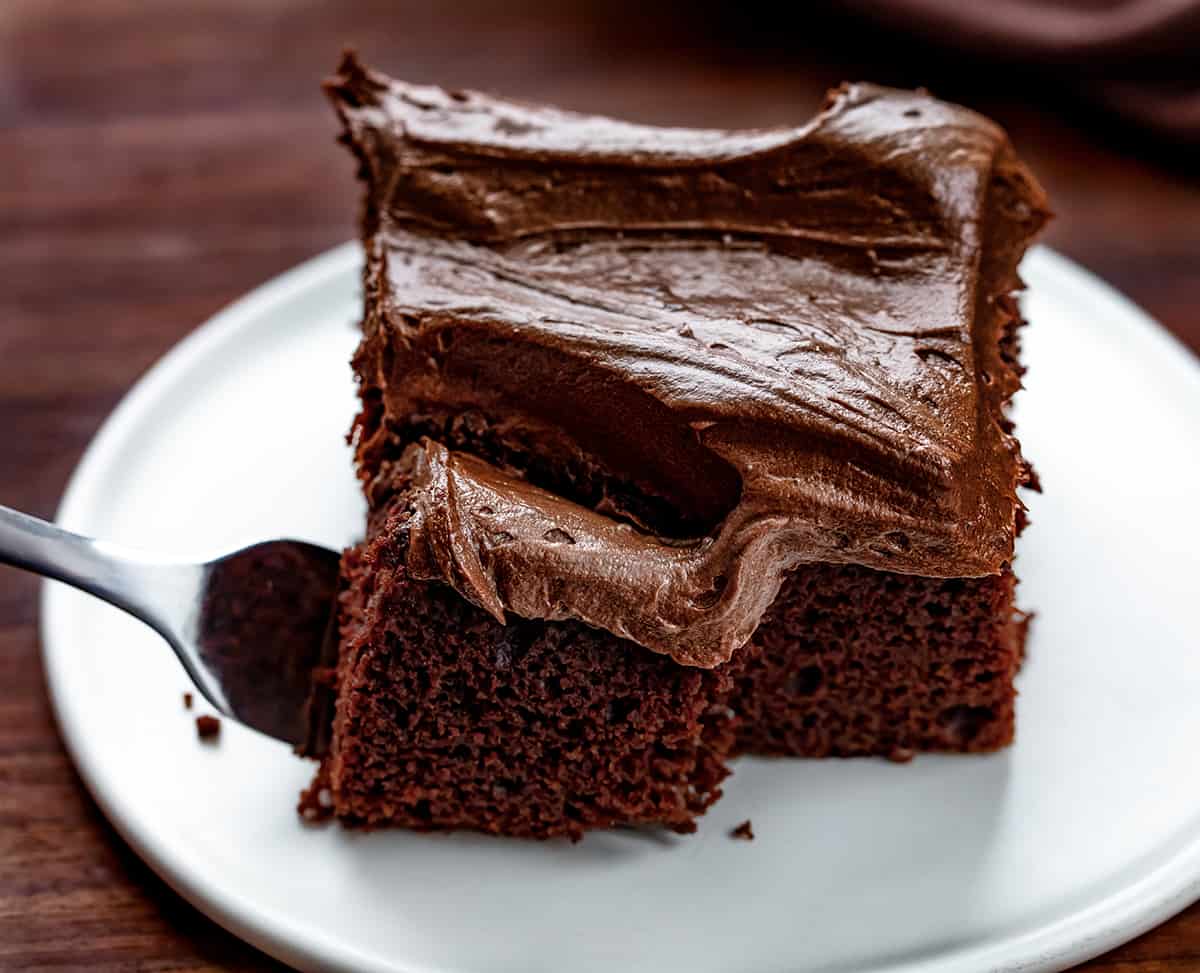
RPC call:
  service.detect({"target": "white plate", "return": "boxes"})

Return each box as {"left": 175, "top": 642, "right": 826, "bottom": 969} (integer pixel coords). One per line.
{"left": 41, "top": 244, "right": 1200, "bottom": 973}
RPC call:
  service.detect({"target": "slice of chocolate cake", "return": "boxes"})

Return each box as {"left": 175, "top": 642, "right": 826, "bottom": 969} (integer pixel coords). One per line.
{"left": 303, "top": 53, "right": 1049, "bottom": 838}
{"left": 306, "top": 461, "right": 735, "bottom": 839}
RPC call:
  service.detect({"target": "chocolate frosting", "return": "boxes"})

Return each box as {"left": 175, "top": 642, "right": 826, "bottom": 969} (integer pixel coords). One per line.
{"left": 328, "top": 54, "right": 1049, "bottom": 668}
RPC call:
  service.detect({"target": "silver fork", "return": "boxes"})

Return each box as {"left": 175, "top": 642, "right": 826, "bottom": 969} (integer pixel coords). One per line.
{"left": 0, "top": 505, "right": 342, "bottom": 750}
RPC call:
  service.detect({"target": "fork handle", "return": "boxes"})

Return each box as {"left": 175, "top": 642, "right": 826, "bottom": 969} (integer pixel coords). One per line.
{"left": 0, "top": 504, "right": 190, "bottom": 639}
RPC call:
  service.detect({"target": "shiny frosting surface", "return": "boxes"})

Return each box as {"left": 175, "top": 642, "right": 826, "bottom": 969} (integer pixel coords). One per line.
{"left": 328, "top": 54, "right": 1049, "bottom": 667}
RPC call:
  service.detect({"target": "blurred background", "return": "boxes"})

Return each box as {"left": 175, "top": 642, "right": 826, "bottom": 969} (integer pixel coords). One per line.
{"left": 1, "top": 1, "right": 1198, "bottom": 969}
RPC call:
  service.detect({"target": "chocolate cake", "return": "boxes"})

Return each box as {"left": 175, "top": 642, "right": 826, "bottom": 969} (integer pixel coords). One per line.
{"left": 302, "top": 53, "right": 1050, "bottom": 838}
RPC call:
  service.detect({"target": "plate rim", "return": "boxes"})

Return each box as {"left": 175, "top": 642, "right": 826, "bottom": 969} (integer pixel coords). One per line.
{"left": 38, "top": 242, "right": 1200, "bottom": 973}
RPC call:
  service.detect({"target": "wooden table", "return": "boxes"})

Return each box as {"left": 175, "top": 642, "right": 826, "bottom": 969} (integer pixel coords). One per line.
{"left": 2, "top": 2, "right": 1197, "bottom": 969}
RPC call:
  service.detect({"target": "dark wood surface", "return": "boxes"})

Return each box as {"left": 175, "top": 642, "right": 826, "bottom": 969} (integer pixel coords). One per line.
{"left": 2, "top": 2, "right": 1198, "bottom": 970}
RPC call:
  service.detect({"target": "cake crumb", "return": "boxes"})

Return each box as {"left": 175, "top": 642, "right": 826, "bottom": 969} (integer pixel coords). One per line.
{"left": 731, "top": 820, "right": 754, "bottom": 841}
{"left": 183, "top": 692, "right": 193, "bottom": 710}
{"left": 298, "top": 769, "right": 335, "bottom": 823}
{"left": 195, "top": 714, "right": 221, "bottom": 741}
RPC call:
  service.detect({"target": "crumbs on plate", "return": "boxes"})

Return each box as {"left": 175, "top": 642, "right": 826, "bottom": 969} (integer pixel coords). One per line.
{"left": 195, "top": 714, "right": 221, "bottom": 741}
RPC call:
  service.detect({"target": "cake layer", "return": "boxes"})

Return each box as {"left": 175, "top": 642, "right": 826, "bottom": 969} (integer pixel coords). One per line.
{"left": 727, "top": 564, "right": 1024, "bottom": 758}
{"left": 327, "top": 54, "right": 1049, "bottom": 666}
{"left": 303, "top": 484, "right": 1023, "bottom": 836}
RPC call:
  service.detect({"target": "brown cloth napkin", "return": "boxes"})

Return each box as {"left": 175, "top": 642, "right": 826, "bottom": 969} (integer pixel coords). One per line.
{"left": 839, "top": 0, "right": 1200, "bottom": 143}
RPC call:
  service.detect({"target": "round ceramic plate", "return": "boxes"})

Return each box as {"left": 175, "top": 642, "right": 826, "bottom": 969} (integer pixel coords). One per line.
{"left": 41, "top": 244, "right": 1200, "bottom": 973}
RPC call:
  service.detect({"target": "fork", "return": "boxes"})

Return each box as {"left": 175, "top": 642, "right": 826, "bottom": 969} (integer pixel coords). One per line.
{"left": 0, "top": 505, "right": 341, "bottom": 750}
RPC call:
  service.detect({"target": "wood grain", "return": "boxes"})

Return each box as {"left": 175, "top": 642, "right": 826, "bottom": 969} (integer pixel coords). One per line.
{"left": 1, "top": 1, "right": 1197, "bottom": 969}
